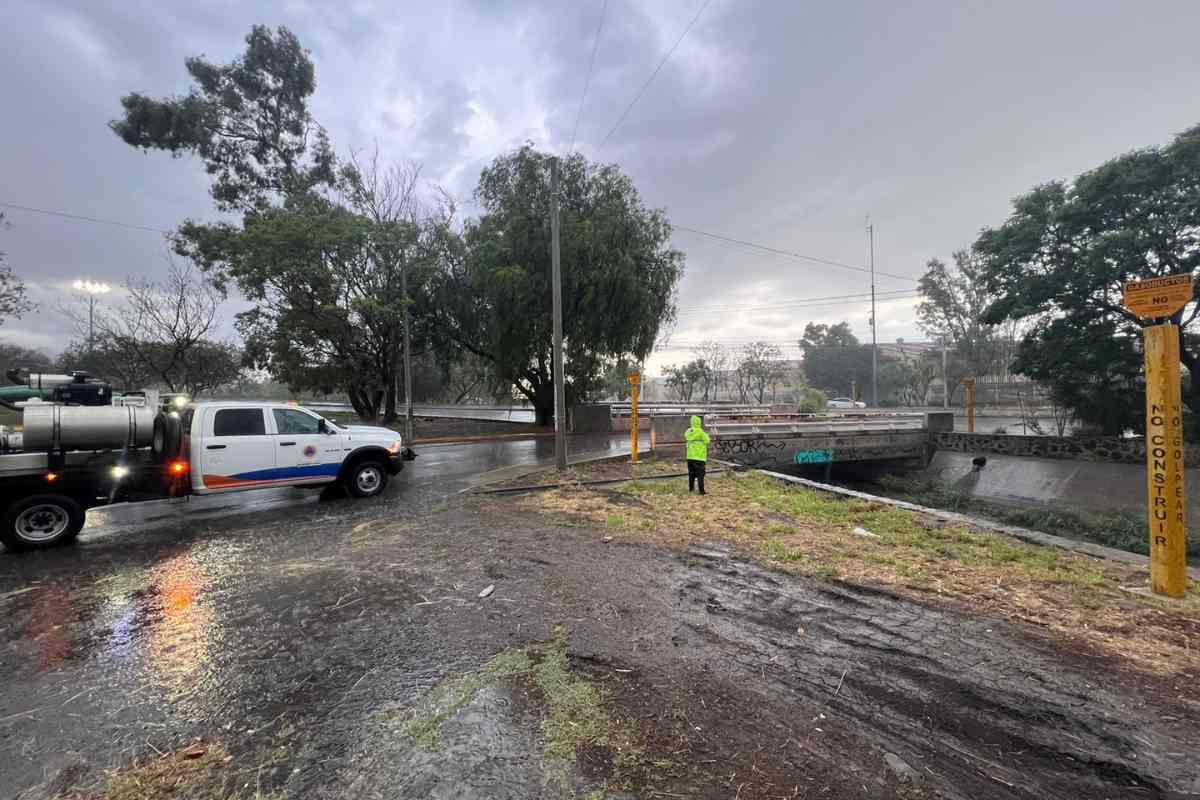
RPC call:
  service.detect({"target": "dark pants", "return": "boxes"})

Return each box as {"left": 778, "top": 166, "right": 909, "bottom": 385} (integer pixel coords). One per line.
{"left": 687, "top": 459, "right": 706, "bottom": 494}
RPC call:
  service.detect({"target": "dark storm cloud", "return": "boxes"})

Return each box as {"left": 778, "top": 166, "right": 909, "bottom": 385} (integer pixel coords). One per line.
{"left": 2, "top": 0, "right": 1199, "bottom": 369}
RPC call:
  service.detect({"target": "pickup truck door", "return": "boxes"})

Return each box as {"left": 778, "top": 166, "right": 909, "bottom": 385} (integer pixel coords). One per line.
{"left": 270, "top": 407, "right": 343, "bottom": 485}
{"left": 197, "top": 407, "right": 276, "bottom": 492}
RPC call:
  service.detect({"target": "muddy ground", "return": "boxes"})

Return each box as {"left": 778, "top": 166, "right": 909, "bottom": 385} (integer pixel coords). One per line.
{"left": 1, "top": 457, "right": 1197, "bottom": 799}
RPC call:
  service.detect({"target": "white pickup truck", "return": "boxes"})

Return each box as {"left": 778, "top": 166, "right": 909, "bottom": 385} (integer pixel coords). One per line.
{"left": 0, "top": 399, "right": 411, "bottom": 551}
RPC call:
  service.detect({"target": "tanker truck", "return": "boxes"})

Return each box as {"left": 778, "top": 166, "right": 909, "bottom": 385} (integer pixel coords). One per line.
{"left": 0, "top": 369, "right": 414, "bottom": 551}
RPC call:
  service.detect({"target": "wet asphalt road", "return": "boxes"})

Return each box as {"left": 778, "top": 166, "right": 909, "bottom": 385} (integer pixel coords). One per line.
{"left": 0, "top": 433, "right": 642, "bottom": 798}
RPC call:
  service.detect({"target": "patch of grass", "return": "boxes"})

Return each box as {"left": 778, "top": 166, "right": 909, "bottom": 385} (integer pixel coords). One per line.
{"left": 605, "top": 514, "right": 626, "bottom": 530}
{"left": 514, "top": 467, "right": 1200, "bottom": 676}
{"left": 403, "top": 648, "right": 533, "bottom": 750}
{"left": 877, "top": 475, "right": 1190, "bottom": 558}
{"left": 530, "top": 634, "right": 635, "bottom": 790}
{"left": 62, "top": 742, "right": 283, "bottom": 800}
{"left": 400, "top": 634, "right": 638, "bottom": 794}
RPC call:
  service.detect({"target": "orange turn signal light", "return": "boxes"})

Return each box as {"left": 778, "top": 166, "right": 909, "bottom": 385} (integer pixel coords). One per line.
{"left": 45, "top": 472, "right": 59, "bottom": 482}
{"left": 169, "top": 461, "right": 188, "bottom": 475}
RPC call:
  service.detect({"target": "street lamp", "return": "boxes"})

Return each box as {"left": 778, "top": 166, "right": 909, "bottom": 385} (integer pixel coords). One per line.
{"left": 72, "top": 279, "right": 111, "bottom": 353}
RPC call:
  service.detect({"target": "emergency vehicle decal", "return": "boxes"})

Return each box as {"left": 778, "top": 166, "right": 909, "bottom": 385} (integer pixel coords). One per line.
{"left": 203, "top": 462, "right": 341, "bottom": 488}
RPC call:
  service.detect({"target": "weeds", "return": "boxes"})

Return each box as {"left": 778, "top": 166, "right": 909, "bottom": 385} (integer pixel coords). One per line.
{"left": 876, "top": 475, "right": 1179, "bottom": 557}
{"left": 60, "top": 743, "right": 284, "bottom": 800}
{"left": 402, "top": 649, "right": 533, "bottom": 750}
{"left": 401, "top": 634, "right": 636, "bottom": 794}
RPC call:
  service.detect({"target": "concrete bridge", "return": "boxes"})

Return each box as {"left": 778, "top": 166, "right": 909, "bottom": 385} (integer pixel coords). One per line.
{"left": 651, "top": 412, "right": 954, "bottom": 471}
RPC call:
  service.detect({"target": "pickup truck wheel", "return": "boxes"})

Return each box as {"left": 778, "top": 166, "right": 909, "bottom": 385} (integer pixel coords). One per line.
{"left": 346, "top": 460, "right": 388, "bottom": 498}
{"left": 2, "top": 495, "right": 85, "bottom": 551}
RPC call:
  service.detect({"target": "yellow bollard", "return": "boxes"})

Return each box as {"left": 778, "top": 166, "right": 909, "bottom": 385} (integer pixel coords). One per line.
{"left": 628, "top": 372, "right": 640, "bottom": 465}
{"left": 1143, "top": 324, "right": 1187, "bottom": 597}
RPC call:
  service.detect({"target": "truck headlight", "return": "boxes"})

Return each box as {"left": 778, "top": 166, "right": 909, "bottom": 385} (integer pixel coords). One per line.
{"left": 111, "top": 465, "right": 130, "bottom": 479}
{"left": 389, "top": 439, "right": 403, "bottom": 454}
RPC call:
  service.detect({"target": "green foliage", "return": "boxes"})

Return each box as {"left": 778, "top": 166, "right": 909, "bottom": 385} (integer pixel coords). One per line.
{"left": 796, "top": 386, "right": 827, "bottom": 413}
{"left": 882, "top": 351, "right": 939, "bottom": 406}
{"left": 916, "top": 251, "right": 1001, "bottom": 398}
{"left": 798, "top": 322, "right": 871, "bottom": 397}
{"left": 439, "top": 145, "right": 683, "bottom": 423}
{"left": 975, "top": 124, "right": 1200, "bottom": 433}
{"left": 111, "top": 25, "right": 334, "bottom": 211}
{"left": 876, "top": 475, "right": 1174, "bottom": 556}
{"left": 601, "top": 357, "right": 641, "bottom": 401}
{"left": 113, "top": 27, "right": 433, "bottom": 420}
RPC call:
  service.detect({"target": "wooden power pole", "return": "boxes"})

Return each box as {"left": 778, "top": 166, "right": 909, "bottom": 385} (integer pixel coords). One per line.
{"left": 550, "top": 158, "right": 567, "bottom": 471}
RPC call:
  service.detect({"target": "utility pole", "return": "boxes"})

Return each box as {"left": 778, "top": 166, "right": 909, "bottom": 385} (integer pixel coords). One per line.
{"left": 941, "top": 337, "right": 949, "bottom": 410}
{"left": 400, "top": 254, "right": 415, "bottom": 446}
{"left": 868, "top": 222, "right": 878, "bottom": 407}
{"left": 72, "top": 280, "right": 110, "bottom": 356}
{"left": 550, "top": 158, "right": 567, "bottom": 470}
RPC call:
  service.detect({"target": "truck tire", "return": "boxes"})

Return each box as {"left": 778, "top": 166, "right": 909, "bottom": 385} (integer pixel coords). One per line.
{"left": 1, "top": 494, "right": 85, "bottom": 551}
{"left": 152, "top": 413, "right": 183, "bottom": 463}
{"left": 345, "top": 459, "right": 388, "bottom": 498}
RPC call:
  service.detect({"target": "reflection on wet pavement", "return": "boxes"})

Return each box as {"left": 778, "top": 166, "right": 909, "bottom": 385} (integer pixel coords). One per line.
{"left": 0, "top": 433, "right": 644, "bottom": 797}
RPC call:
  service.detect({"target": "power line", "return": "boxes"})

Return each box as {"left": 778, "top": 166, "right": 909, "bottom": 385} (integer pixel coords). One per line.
{"left": 568, "top": 0, "right": 610, "bottom": 155}
{"left": 673, "top": 224, "right": 919, "bottom": 283}
{"left": 597, "top": 0, "right": 714, "bottom": 150}
{"left": 675, "top": 288, "right": 918, "bottom": 314}
{"left": 0, "top": 201, "right": 172, "bottom": 235}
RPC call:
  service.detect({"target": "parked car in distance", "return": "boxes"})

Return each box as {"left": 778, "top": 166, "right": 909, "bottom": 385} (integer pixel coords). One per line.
{"left": 827, "top": 397, "right": 867, "bottom": 410}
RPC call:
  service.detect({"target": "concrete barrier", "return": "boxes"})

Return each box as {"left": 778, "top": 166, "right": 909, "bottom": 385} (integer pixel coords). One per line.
{"left": 650, "top": 414, "right": 693, "bottom": 445}
{"left": 569, "top": 404, "right": 611, "bottom": 434}
{"left": 934, "top": 431, "right": 1200, "bottom": 467}
{"left": 924, "top": 450, "right": 1199, "bottom": 521}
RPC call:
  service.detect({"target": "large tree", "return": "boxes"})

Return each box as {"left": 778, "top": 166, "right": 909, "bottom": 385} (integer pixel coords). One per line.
{"left": 976, "top": 124, "right": 1200, "bottom": 434}
{"left": 111, "top": 25, "right": 424, "bottom": 420}
{"left": 798, "top": 322, "right": 872, "bottom": 398}
{"left": 111, "top": 25, "right": 334, "bottom": 212}
{"left": 916, "top": 250, "right": 1001, "bottom": 401}
{"left": 435, "top": 146, "right": 683, "bottom": 424}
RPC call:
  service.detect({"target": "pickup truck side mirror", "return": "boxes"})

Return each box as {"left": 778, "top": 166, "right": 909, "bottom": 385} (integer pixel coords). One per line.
{"left": 318, "top": 419, "right": 328, "bottom": 434}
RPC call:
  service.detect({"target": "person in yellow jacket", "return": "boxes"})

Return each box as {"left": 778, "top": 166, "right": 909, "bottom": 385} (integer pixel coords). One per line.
{"left": 684, "top": 415, "right": 710, "bottom": 494}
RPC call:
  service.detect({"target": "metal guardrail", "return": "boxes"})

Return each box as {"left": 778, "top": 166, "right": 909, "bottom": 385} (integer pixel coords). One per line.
{"left": 610, "top": 404, "right": 772, "bottom": 417}
{"left": 711, "top": 417, "right": 926, "bottom": 437}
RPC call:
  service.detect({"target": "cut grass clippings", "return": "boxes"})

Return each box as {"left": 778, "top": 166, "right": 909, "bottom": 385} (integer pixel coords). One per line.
{"left": 400, "top": 634, "right": 643, "bottom": 793}
{"left": 516, "top": 469, "right": 1200, "bottom": 677}
{"left": 58, "top": 742, "right": 283, "bottom": 800}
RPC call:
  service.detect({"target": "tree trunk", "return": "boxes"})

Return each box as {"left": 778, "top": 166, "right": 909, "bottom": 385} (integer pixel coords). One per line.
{"left": 529, "top": 377, "right": 555, "bottom": 427}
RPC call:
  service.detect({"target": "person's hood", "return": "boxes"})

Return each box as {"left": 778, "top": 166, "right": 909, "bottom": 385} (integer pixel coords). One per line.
{"left": 690, "top": 415, "right": 702, "bottom": 429}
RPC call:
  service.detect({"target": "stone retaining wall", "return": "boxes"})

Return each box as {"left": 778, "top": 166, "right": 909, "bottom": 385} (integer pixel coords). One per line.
{"left": 934, "top": 431, "right": 1200, "bottom": 468}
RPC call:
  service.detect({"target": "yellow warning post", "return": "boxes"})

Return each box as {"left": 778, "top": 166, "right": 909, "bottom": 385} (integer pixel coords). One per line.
{"left": 1142, "top": 324, "right": 1187, "bottom": 597}
{"left": 628, "top": 372, "right": 640, "bottom": 465}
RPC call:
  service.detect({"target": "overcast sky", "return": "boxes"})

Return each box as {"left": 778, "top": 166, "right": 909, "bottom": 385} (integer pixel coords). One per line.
{"left": 2, "top": 0, "right": 1199, "bottom": 374}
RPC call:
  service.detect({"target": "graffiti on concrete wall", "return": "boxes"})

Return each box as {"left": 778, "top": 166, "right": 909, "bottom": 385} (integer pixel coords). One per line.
{"left": 714, "top": 438, "right": 787, "bottom": 458}
{"left": 794, "top": 449, "right": 834, "bottom": 465}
